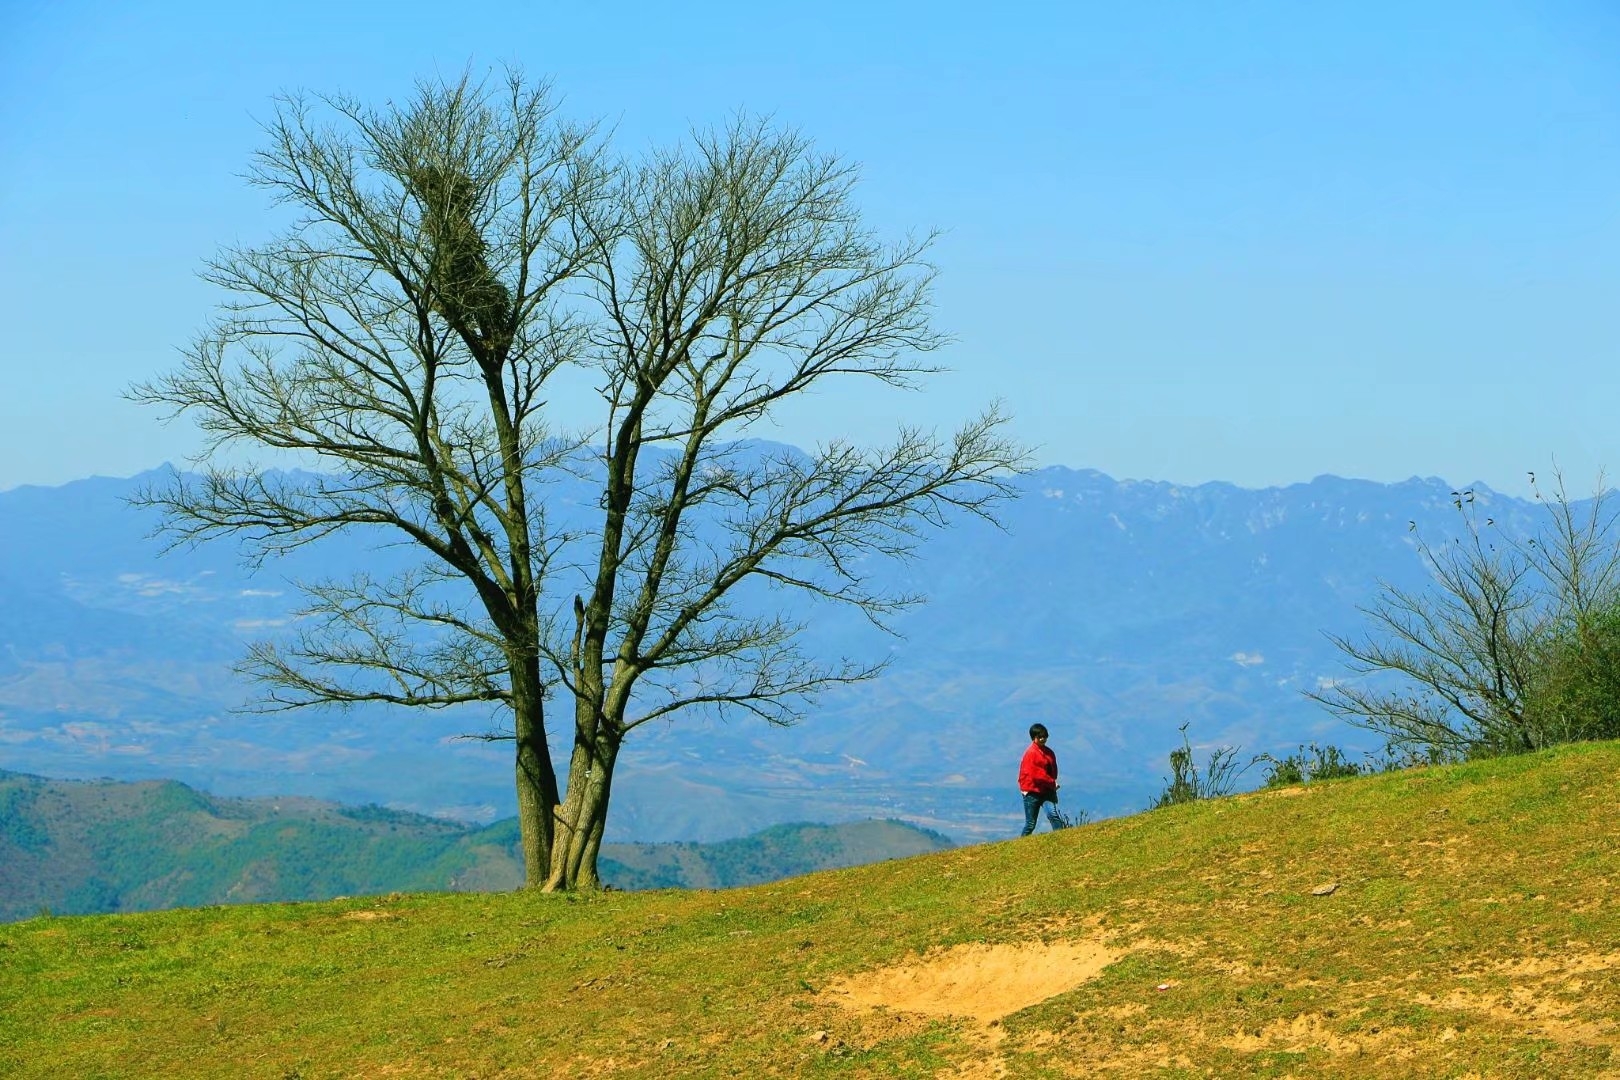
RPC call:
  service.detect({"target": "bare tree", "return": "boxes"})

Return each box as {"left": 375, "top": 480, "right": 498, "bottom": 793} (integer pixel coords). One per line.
{"left": 133, "top": 71, "right": 1023, "bottom": 891}
{"left": 1309, "top": 474, "right": 1620, "bottom": 760}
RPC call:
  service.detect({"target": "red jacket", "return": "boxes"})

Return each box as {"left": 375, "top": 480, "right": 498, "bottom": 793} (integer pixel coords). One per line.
{"left": 1018, "top": 741, "right": 1058, "bottom": 798}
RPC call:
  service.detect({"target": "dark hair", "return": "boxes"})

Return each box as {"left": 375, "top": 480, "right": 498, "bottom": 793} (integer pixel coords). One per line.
{"left": 1029, "top": 723, "right": 1048, "bottom": 740}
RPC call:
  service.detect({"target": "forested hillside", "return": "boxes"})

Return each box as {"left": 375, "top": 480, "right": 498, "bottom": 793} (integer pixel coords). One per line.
{"left": 0, "top": 771, "right": 951, "bottom": 920}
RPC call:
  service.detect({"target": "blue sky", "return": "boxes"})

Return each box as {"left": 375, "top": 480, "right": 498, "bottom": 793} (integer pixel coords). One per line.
{"left": 2, "top": 0, "right": 1618, "bottom": 495}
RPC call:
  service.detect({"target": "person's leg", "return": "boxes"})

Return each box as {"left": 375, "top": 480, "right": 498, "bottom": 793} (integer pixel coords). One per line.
{"left": 1021, "top": 792, "right": 1041, "bottom": 836}
{"left": 1046, "top": 800, "right": 1063, "bottom": 829}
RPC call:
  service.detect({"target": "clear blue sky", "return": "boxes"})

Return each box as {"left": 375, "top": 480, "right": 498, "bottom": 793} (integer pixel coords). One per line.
{"left": 3, "top": 0, "right": 1618, "bottom": 495}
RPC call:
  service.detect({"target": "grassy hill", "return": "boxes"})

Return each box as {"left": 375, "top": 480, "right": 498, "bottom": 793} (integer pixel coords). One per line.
{"left": 0, "top": 771, "right": 953, "bottom": 920}
{"left": 3, "top": 743, "right": 1618, "bottom": 1077}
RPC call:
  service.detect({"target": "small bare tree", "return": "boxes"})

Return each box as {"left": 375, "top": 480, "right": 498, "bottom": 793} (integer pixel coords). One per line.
{"left": 1309, "top": 474, "right": 1620, "bottom": 760}
{"left": 133, "top": 71, "right": 1023, "bottom": 891}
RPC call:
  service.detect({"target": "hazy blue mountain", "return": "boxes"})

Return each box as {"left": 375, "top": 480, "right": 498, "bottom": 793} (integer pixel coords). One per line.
{"left": 0, "top": 457, "right": 1538, "bottom": 841}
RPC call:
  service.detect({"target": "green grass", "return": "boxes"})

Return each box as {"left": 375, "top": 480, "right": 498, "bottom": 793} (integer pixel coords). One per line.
{"left": 4, "top": 742, "right": 1618, "bottom": 1077}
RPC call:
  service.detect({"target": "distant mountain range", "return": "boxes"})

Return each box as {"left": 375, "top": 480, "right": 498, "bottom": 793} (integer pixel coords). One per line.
{"left": 0, "top": 769, "right": 954, "bottom": 921}
{"left": 0, "top": 456, "right": 1546, "bottom": 842}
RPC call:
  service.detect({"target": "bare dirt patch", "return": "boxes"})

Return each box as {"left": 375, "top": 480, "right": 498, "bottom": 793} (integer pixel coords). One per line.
{"left": 1405, "top": 949, "right": 1620, "bottom": 1049}
{"left": 821, "top": 937, "right": 1124, "bottom": 1024}
{"left": 1493, "top": 949, "right": 1620, "bottom": 980}
{"left": 1219, "top": 1012, "right": 1400, "bottom": 1056}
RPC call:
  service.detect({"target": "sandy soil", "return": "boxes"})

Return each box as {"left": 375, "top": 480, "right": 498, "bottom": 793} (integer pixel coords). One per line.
{"left": 821, "top": 936, "right": 1123, "bottom": 1024}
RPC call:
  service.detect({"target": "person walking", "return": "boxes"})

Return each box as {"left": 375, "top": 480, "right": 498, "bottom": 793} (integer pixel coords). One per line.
{"left": 1018, "top": 722, "right": 1060, "bottom": 836}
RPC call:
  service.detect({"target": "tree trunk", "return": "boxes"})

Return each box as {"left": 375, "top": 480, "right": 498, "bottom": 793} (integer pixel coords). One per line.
{"left": 510, "top": 659, "right": 560, "bottom": 888}
{"left": 577, "top": 803, "right": 608, "bottom": 890}
{"left": 544, "top": 724, "right": 620, "bottom": 891}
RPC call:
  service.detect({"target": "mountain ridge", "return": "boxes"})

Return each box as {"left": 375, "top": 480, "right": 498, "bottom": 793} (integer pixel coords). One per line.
{"left": 0, "top": 458, "right": 1572, "bottom": 841}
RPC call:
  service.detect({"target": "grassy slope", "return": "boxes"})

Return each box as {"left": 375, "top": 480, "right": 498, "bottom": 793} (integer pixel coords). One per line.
{"left": 2, "top": 742, "right": 1617, "bottom": 1078}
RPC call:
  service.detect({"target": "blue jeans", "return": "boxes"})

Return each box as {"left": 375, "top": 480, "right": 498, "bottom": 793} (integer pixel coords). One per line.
{"left": 1021, "top": 791, "right": 1059, "bottom": 836}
